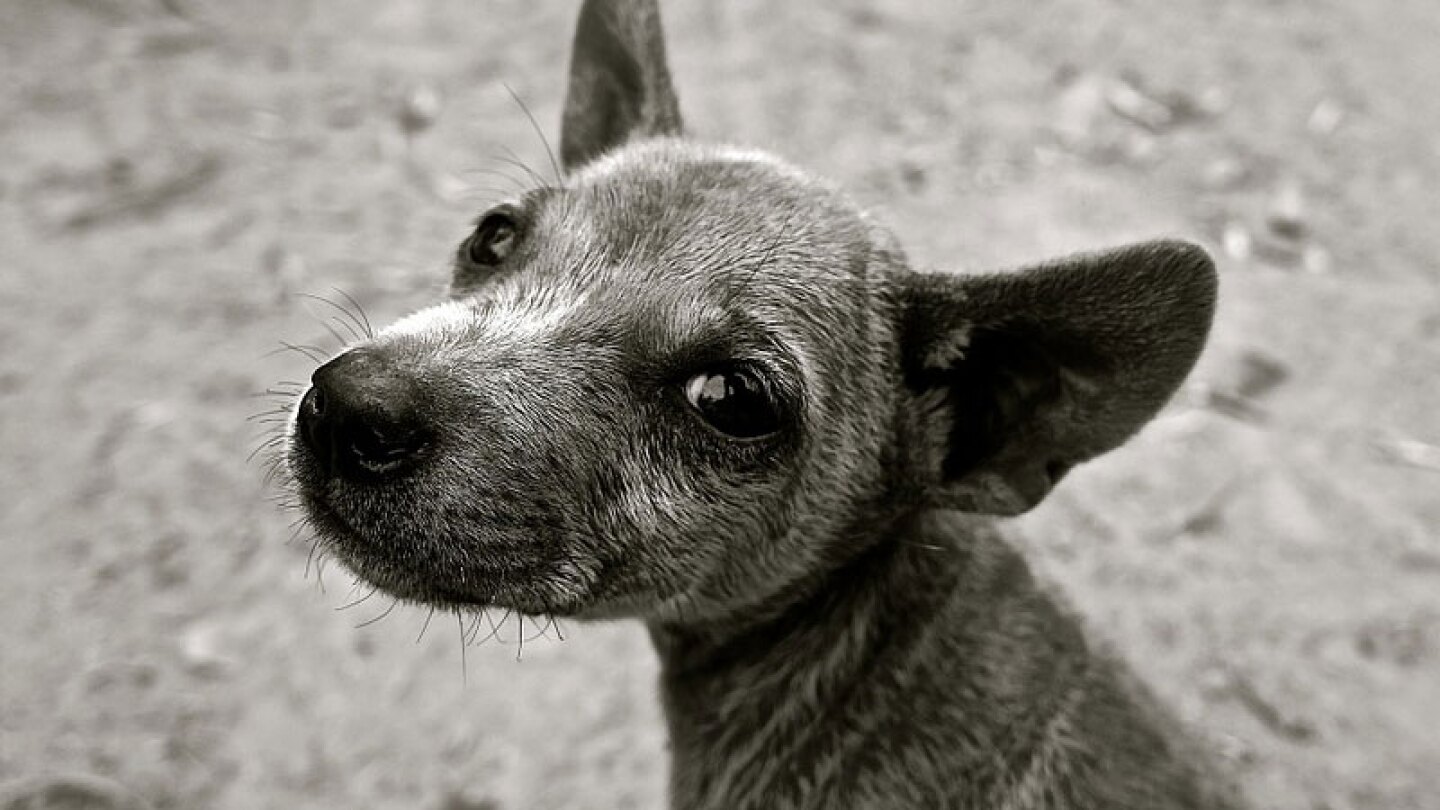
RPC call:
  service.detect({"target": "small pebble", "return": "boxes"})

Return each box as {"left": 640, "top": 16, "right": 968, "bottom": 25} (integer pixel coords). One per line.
{"left": 1303, "top": 245, "right": 1332, "bottom": 275}
{"left": 1053, "top": 74, "right": 1108, "bottom": 146}
{"left": 1221, "top": 223, "right": 1252, "bottom": 261}
{"left": 1105, "top": 78, "right": 1173, "bottom": 131}
{"left": 181, "top": 620, "right": 236, "bottom": 679}
{"left": 1202, "top": 157, "right": 1248, "bottom": 190}
{"left": 1265, "top": 184, "right": 1308, "bottom": 240}
{"left": 1307, "top": 99, "right": 1344, "bottom": 137}
{"left": 1231, "top": 349, "right": 1290, "bottom": 400}
{"left": 398, "top": 84, "right": 444, "bottom": 138}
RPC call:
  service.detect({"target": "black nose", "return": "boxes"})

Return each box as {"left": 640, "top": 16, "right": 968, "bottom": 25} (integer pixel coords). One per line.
{"left": 298, "top": 349, "right": 432, "bottom": 480}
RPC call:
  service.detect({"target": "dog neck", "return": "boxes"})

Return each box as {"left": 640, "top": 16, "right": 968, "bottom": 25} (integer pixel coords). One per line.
{"left": 646, "top": 511, "right": 1090, "bottom": 807}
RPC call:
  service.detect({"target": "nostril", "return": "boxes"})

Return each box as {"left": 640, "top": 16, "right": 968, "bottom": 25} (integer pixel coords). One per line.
{"left": 298, "top": 350, "right": 432, "bottom": 480}
{"left": 348, "top": 421, "right": 429, "bottom": 474}
{"left": 297, "top": 386, "right": 331, "bottom": 459}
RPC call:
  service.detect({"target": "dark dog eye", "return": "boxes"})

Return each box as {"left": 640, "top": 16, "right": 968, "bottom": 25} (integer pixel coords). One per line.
{"left": 466, "top": 211, "right": 519, "bottom": 266}
{"left": 683, "top": 367, "right": 782, "bottom": 439}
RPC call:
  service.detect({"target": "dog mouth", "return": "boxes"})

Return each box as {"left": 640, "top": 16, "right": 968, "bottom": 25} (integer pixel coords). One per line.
{"left": 296, "top": 485, "right": 589, "bottom": 617}
{"left": 281, "top": 356, "right": 611, "bottom": 618}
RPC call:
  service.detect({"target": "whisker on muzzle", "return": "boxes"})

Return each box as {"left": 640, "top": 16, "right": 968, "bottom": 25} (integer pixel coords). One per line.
{"left": 355, "top": 598, "right": 399, "bottom": 629}
{"left": 416, "top": 606, "right": 437, "bottom": 644}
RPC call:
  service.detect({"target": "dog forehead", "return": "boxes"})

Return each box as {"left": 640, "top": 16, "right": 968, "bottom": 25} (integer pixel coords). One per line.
{"left": 525, "top": 140, "right": 876, "bottom": 355}
{"left": 547, "top": 140, "right": 846, "bottom": 276}
{"left": 568, "top": 139, "right": 815, "bottom": 201}
{"left": 378, "top": 141, "right": 875, "bottom": 375}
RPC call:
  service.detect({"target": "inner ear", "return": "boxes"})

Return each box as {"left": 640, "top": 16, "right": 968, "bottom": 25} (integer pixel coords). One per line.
{"left": 908, "top": 323, "right": 1097, "bottom": 513}
{"left": 900, "top": 239, "right": 1218, "bottom": 516}
{"left": 930, "top": 327, "right": 1068, "bottom": 481}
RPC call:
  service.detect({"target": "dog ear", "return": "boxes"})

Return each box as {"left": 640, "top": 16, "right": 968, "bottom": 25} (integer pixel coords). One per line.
{"left": 900, "top": 240, "right": 1217, "bottom": 515}
{"left": 560, "top": 0, "right": 683, "bottom": 172}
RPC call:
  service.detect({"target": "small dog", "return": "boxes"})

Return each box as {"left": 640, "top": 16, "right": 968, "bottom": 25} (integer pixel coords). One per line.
{"left": 283, "top": 0, "right": 1243, "bottom": 807}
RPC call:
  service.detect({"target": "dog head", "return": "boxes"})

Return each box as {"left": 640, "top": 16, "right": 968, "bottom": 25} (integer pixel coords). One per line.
{"left": 284, "top": 0, "right": 1215, "bottom": 625}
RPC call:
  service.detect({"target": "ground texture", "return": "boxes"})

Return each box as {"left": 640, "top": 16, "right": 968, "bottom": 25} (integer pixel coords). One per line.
{"left": 2, "top": 0, "right": 1438, "bottom": 808}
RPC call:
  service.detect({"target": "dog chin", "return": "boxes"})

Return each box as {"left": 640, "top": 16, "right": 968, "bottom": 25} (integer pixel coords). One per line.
{"left": 291, "top": 472, "right": 603, "bottom": 618}
{"left": 311, "top": 529, "right": 595, "bottom": 619}
{"left": 334, "top": 554, "right": 591, "bottom": 617}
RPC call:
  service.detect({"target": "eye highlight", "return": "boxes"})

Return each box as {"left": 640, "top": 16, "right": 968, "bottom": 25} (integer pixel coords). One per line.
{"left": 683, "top": 366, "right": 783, "bottom": 439}
{"left": 465, "top": 210, "right": 520, "bottom": 266}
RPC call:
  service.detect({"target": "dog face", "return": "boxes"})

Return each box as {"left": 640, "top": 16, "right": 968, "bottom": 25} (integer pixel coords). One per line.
{"left": 288, "top": 141, "right": 908, "bottom": 621}
{"left": 283, "top": 0, "right": 1215, "bottom": 627}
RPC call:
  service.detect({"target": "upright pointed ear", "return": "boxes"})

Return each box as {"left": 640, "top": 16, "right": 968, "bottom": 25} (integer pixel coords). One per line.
{"left": 560, "top": 0, "right": 683, "bottom": 173}
{"left": 900, "top": 240, "right": 1217, "bottom": 515}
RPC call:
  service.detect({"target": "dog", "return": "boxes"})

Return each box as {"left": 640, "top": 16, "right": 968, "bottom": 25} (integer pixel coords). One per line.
{"left": 283, "top": 0, "right": 1243, "bottom": 807}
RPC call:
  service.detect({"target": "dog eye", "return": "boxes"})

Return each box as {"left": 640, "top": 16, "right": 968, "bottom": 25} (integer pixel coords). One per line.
{"left": 683, "top": 367, "right": 782, "bottom": 439}
{"left": 466, "top": 211, "right": 519, "bottom": 266}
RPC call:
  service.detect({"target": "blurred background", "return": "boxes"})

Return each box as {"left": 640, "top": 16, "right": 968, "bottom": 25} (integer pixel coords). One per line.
{"left": 1, "top": 0, "right": 1437, "bottom": 808}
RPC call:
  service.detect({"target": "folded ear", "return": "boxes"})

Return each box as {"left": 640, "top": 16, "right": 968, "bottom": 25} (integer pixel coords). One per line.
{"left": 900, "top": 240, "right": 1217, "bottom": 515}
{"left": 560, "top": 0, "right": 683, "bottom": 172}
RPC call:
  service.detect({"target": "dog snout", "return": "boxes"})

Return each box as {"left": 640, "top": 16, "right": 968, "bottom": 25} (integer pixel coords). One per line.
{"left": 299, "top": 348, "right": 433, "bottom": 480}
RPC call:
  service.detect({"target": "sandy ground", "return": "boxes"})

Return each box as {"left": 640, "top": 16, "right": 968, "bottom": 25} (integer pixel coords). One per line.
{"left": 2, "top": 0, "right": 1438, "bottom": 808}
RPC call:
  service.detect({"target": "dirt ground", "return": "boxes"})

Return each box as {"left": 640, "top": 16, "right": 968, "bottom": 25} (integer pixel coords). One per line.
{"left": 2, "top": 0, "right": 1437, "bottom": 808}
